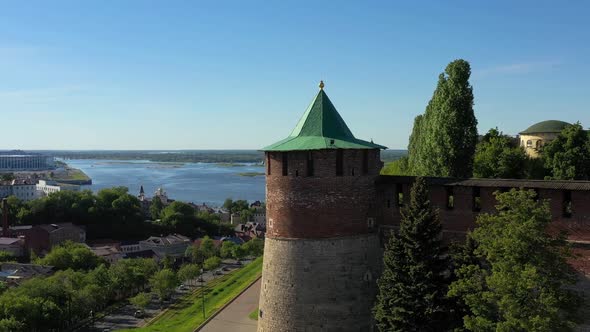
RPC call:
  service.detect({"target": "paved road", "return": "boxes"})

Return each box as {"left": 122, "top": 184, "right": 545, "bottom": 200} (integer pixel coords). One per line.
{"left": 199, "top": 278, "right": 261, "bottom": 332}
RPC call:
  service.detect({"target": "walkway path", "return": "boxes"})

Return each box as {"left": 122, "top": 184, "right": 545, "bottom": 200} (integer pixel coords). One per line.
{"left": 199, "top": 278, "right": 261, "bottom": 332}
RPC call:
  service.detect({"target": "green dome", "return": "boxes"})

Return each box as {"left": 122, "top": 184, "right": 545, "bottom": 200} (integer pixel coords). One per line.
{"left": 519, "top": 120, "right": 571, "bottom": 135}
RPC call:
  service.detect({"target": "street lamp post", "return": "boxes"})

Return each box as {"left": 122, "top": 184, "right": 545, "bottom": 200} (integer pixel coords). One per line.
{"left": 200, "top": 268, "right": 205, "bottom": 319}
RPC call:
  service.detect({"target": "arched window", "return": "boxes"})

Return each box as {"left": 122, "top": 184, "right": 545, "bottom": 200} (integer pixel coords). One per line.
{"left": 526, "top": 140, "right": 532, "bottom": 148}
{"left": 536, "top": 140, "right": 543, "bottom": 149}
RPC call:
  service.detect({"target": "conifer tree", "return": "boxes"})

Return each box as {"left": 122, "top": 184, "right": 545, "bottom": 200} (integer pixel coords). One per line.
{"left": 448, "top": 189, "right": 583, "bottom": 331}
{"left": 373, "top": 177, "right": 450, "bottom": 331}
{"left": 408, "top": 59, "right": 478, "bottom": 177}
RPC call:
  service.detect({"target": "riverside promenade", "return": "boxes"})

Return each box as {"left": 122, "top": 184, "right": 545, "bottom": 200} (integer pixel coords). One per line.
{"left": 198, "top": 278, "right": 261, "bottom": 332}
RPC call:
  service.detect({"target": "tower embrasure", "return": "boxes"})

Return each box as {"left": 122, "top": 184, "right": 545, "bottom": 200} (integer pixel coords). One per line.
{"left": 258, "top": 82, "right": 386, "bottom": 332}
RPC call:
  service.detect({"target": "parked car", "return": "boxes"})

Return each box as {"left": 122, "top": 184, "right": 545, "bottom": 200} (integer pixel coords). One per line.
{"left": 214, "top": 269, "right": 223, "bottom": 275}
{"left": 134, "top": 310, "right": 144, "bottom": 318}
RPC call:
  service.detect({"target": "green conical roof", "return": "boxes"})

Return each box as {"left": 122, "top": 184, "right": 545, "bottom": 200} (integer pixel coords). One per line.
{"left": 262, "top": 87, "right": 386, "bottom": 151}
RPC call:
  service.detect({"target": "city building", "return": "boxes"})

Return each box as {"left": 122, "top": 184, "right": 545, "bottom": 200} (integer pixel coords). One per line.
{"left": 0, "top": 150, "right": 55, "bottom": 171}
{"left": 0, "top": 179, "right": 38, "bottom": 201}
{"left": 26, "top": 223, "right": 86, "bottom": 254}
{"left": 519, "top": 120, "right": 571, "bottom": 158}
{"left": 258, "top": 83, "right": 590, "bottom": 331}
{"left": 138, "top": 234, "right": 190, "bottom": 258}
{"left": 36, "top": 180, "right": 80, "bottom": 197}
{"left": 0, "top": 237, "right": 25, "bottom": 257}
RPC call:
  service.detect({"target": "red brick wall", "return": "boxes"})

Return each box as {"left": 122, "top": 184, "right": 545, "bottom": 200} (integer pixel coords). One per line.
{"left": 265, "top": 149, "right": 381, "bottom": 238}
{"left": 378, "top": 176, "right": 590, "bottom": 266}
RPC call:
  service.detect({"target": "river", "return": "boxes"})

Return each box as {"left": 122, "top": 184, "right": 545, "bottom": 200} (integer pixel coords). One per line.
{"left": 65, "top": 159, "right": 266, "bottom": 206}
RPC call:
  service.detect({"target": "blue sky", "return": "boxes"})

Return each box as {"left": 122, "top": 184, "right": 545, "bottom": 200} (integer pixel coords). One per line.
{"left": 1, "top": 1, "right": 589, "bottom": 150}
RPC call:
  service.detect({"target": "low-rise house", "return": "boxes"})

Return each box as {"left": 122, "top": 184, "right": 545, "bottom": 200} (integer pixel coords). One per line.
{"left": 26, "top": 223, "right": 86, "bottom": 254}
{"left": 0, "top": 263, "right": 54, "bottom": 285}
{"left": 0, "top": 237, "right": 25, "bottom": 257}
{"left": 234, "top": 222, "right": 265, "bottom": 239}
{"left": 139, "top": 234, "right": 190, "bottom": 258}
{"left": 124, "top": 249, "right": 161, "bottom": 261}
{"left": 0, "top": 225, "right": 32, "bottom": 238}
{"left": 91, "top": 245, "right": 124, "bottom": 264}
{"left": 120, "top": 240, "right": 141, "bottom": 254}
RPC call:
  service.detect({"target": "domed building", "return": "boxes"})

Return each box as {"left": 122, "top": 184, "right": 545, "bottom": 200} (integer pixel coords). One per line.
{"left": 519, "top": 120, "right": 571, "bottom": 158}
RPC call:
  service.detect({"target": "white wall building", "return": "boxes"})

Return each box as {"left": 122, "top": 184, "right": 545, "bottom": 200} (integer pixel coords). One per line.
{"left": 36, "top": 180, "right": 80, "bottom": 197}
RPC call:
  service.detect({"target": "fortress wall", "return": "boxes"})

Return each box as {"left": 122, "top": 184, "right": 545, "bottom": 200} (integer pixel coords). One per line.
{"left": 258, "top": 234, "right": 382, "bottom": 332}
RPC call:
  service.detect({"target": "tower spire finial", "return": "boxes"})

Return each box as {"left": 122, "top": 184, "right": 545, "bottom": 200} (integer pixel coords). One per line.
{"left": 319, "top": 80, "right": 324, "bottom": 90}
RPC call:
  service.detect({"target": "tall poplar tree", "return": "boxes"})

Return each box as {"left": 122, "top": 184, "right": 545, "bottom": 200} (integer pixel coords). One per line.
{"left": 373, "top": 177, "right": 450, "bottom": 331}
{"left": 408, "top": 59, "right": 478, "bottom": 178}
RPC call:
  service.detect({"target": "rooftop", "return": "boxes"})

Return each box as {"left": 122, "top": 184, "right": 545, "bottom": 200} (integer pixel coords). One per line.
{"left": 377, "top": 175, "right": 590, "bottom": 191}
{"left": 262, "top": 82, "right": 386, "bottom": 151}
{"left": 519, "top": 120, "right": 571, "bottom": 135}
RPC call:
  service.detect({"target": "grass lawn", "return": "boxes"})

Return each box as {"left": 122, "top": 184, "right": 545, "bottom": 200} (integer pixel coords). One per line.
{"left": 53, "top": 168, "right": 91, "bottom": 181}
{"left": 122, "top": 257, "right": 262, "bottom": 332}
{"left": 248, "top": 308, "right": 259, "bottom": 321}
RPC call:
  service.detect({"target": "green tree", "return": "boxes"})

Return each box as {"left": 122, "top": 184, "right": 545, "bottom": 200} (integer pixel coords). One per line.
{"left": 220, "top": 241, "right": 237, "bottom": 259}
{"left": 242, "top": 238, "right": 264, "bottom": 257}
{"left": 0, "top": 252, "right": 16, "bottom": 263}
{"left": 150, "top": 196, "right": 164, "bottom": 220}
{"left": 129, "top": 292, "right": 151, "bottom": 312}
{"left": 37, "top": 241, "right": 103, "bottom": 270}
{"left": 199, "top": 236, "right": 218, "bottom": 259}
{"left": 232, "top": 245, "right": 247, "bottom": 261}
{"left": 448, "top": 189, "right": 583, "bottom": 331}
{"left": 150, "top": 269, "right": 178, "bottom": 302}
{"left": 380, "top": 157, "right": 410, "bottom": 175}
{"left": 473, "top": 128, "right": 528, "bottom": 179}
{"left": 178, "top": 264, "right": 201, "bottom": 286}
{"left": 407, "top": 59, "right": 478, "bottom": 178}
{"left": 543, "top": 122, "right": 590, "bottom": 180}
{"left": 373, "top": 177, "right": 451, "bottom": 331}
{"left": 203, "top": 256, "right": 221, "bottom": 271}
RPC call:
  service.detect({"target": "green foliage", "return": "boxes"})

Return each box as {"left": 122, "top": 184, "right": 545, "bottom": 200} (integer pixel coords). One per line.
{"left": 36, "top": 241, "right": 103, "bottom": 271}
{"left": 408, "top": 59, "right": 478, "bottom": 178}
{"left": 178, "top": 264, "right": 201, "bottom": 284}
{"left": 231, "top": 245, "right": 247, "bottom": 261}
{"left": 543, "top": 122, "right": 590, "bottom": 180}
{"left": 109, "top": 258, "right": 159, "bottom": 298}
{"left": 203, "top": 256, "right": 221, "bottom": 271}
{"left": 0, "top": 252, "right": 16, "bottom": 263}
{"left": 448, "top": 189, "right": 583, "bottom": 331}
{"left": 373, "top": 177, "right": 452, "bottom": 331}
{"left": 150, "top": 269, "right": 178, "bottom": 301}
{"left": 150, "top": 196, "right": 164, "bottom": 220}
{"left": 220, "top": 241, "right": 237, "bottom": 259}
{"left": 199, "top": 236, "right": 218, "bottom": 259}
{"left": 474, "top": 128, "right": 528, "bottom": 178}
{"left": 0, "top": 257, "right": 159, "bottom": 331}
{"left": 242, "top": 238, "right": 264, "bottom": 257}
{"left": 130, "top": 292, "right": 151, "bottom": 311}
{"left": 380, "top": 157, "right": 410, "bottom": 175}
{"left": 223, "top": 198, "right": 250, "bottom": 214}
{"left": 0, "top": 173, "right": 14, "bottom": 182}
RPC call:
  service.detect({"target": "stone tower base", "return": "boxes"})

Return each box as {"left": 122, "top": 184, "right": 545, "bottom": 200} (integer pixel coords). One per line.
{"left": 258, "top": 234, "right": 382, "bottom": 332}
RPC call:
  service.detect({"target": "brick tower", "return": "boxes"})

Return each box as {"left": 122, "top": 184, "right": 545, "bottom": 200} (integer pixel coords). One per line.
{"left": 258, "top": 82, "right": 386, "bottom": 332}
